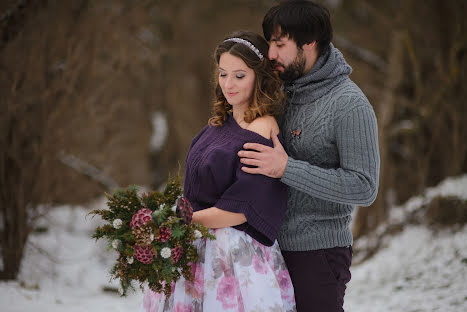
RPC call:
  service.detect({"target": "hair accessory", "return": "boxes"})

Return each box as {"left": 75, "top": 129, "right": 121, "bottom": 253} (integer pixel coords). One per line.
{"left": 224, "top": 38, "right": 264, "bottom": 60}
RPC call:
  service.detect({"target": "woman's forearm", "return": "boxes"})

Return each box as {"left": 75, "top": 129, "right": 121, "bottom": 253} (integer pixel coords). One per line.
{"left": 192, "top": 207, "right": 246, "bottom": 228}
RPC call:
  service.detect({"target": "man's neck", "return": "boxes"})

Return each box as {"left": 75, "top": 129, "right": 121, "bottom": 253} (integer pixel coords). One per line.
{"left": 303, "top": 53, "right": 319, "bottom": 76}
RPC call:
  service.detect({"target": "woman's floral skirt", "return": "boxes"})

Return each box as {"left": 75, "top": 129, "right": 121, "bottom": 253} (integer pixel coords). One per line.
{"left": 141, "top": 227, "right": 296, "bottom": 312}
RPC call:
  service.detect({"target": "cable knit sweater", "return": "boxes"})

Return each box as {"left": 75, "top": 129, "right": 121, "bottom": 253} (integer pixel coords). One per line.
{"left": 277, "top": 43, "right": 380, "bottom": 251}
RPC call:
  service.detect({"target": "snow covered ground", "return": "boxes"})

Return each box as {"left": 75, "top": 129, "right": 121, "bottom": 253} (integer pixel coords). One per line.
{"left": 0, "top": 197, "right": 142, "bottom": 312}
{"left": 345, "top": 225, "right": 467, "bottom": 311}
{"left": 1, "top": 175, "right": 466, "bottom": 312}
{"left": 345, "top": 175, "right": 467, "bottom": 312}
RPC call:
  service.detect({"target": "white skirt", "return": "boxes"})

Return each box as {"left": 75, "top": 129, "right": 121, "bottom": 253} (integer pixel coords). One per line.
{"left": 141, "top": 227, "right": 296, "bottom": 312}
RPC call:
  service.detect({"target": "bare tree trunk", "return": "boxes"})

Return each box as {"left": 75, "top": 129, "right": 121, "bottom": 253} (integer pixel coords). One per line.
{"left": 0, "top": 193, "right": 29, "bottom": 279}
{"left": 353, "top": 30, "right": 405, "bottom": 238}
{"left": 0, "top": 116, "right": 36, "bottom": 279}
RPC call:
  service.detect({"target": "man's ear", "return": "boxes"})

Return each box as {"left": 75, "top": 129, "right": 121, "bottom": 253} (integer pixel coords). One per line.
{"left": 301, "top": 41, "right": 316, "bottom": 52}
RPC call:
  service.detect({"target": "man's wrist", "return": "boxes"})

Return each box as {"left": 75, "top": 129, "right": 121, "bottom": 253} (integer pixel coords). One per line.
{"left": 278, "top": 156, "right": 289, "bottom": 178}
{"left": 280, "top": 156, "right": 293, "bottom": 181}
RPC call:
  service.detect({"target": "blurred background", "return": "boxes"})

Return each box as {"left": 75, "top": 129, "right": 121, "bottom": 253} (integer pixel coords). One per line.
{"left": 1, "top": 0, "right": 466, "bottom": 311}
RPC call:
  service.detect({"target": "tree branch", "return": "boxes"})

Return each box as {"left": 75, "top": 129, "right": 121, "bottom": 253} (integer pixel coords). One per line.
{"left": 334, "top": 34, "right": 387, "bottom": 72}
{"left": 58, "top": 151, "right": 118, "bottom": 191}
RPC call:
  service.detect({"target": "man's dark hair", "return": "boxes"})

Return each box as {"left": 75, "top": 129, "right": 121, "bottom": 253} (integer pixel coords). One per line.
{"left": 262, "top": 0, "right": 333, "bottom": 56}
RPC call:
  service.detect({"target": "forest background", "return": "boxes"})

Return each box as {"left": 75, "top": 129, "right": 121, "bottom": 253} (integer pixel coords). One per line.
{"left": 1, "top": 0, "right": 466, "bottom": 282}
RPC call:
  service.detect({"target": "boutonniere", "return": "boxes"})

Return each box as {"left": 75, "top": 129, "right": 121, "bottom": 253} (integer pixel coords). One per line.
{"left": 289, "top": 128, "right": 302, "bottom": 138}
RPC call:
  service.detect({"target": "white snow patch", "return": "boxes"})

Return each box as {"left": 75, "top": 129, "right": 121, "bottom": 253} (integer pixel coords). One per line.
{"left": 0, "top": 201, "right": 142, "bottom": 312}
{"left": 345, "top": 225, "right": 467, "bottom": 312}
{"left": 389, "top": 174, "right": 467, "bottom": 225}
{"left": 346, "top": 174, "right": 467, "bottom": 311}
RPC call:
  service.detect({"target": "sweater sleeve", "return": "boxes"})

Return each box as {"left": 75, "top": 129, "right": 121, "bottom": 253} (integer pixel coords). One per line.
{"left": 215, "top": 148, "right": 288, "bottom": 246}
{"left": 280, "top": 104, "right": 380, "bottom": 206}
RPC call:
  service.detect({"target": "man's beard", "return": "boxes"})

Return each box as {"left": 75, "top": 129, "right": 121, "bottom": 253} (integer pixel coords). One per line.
{"left": 277, "top": 48, "right": 306, "bottom": 82}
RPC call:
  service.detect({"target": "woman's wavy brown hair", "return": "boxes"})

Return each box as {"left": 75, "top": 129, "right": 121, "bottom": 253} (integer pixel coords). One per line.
{"left": 208, "top": 31, "right": 285, "bottom": 126}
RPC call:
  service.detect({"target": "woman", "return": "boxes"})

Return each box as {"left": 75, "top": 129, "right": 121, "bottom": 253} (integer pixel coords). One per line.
{"left": 141, "top": 31, "right": 296, "bottom": 312}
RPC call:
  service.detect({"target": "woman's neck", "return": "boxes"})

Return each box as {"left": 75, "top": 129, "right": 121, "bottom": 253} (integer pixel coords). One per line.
{"left": 232, "top": 106, "right": 249, "bottom": 129}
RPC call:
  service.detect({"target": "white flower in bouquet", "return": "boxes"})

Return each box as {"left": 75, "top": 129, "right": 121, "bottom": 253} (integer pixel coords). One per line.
{"left": 193, "top": 230, "right": 202, "bottom": 239}
{"left": 150, "top": 233, "right": 155, "bottom": 241}
{"left": 113, "top": 219, "right": 123, "bottom": 229}
{"left": 127, "top": 256, "right": 134, "bottom": 264}
{"left": 171, "top": 204, "right": 177, "bottom": 212}
{"left": 160, "top": 247, "right": 171, "bottom": 259}
{"left": 112, "top": 239, "right": 121, "bottom": 249}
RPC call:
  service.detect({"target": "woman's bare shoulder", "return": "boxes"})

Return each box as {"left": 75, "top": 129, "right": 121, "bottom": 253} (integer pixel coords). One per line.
{"left": 246, "top": 115, "right": 279, "bottom": 139}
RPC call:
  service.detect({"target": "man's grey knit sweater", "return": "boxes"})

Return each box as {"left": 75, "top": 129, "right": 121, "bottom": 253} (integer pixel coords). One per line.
{"left": 278, "top": 43, "right": 380, "bottom": 251}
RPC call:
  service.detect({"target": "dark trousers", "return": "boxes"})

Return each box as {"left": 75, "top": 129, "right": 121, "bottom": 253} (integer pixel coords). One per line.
{"left": 282, "top": 246, "right": 352, "bottom": 312}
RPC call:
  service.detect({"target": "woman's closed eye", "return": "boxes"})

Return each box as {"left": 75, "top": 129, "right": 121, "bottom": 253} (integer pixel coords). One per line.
{"left": 219, "top": 73, "right": 246, "bottom": 79}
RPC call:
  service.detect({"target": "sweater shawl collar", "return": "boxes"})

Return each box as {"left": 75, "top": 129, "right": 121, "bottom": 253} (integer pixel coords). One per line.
{"left": 284, "top": 43, "right": 352, "bottom": 105}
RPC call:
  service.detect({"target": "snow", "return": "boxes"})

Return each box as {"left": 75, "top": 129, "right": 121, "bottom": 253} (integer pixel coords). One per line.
{"left": 345, "top": 225, "right": 467, "bottom": 311}
{"left": 1, "top": 175, "right": 466, "bottom": 311}
{"left": 0, "top": 197, "right": 142, "bottom": 312}
{"left": 346, "top": 174, "right": 467, "bottom": 312}
{"left": 389, "top": 174, "right": 467, "bottom": 224}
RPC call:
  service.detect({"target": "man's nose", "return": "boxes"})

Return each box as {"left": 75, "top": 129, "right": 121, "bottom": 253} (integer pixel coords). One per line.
{"left": 268, "top": 46, "right": 278, "bottom": 60}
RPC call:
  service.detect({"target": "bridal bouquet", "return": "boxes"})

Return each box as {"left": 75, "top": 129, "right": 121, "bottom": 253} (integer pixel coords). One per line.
{"left": 90, "top": 178, "right": 215, "bottom": 296}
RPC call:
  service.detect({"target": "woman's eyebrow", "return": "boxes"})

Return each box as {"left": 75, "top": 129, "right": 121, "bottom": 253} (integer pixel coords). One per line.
{"left": 218, "top": 67, "right": 247, "bottom": 72}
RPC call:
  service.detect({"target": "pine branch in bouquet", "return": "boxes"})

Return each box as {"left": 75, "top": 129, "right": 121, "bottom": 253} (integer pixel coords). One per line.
{"left": 89, "top": 177, "right": 215, "bottom": 296}
{"left": 171, "top": 225, "right": 185, "bottom": 239}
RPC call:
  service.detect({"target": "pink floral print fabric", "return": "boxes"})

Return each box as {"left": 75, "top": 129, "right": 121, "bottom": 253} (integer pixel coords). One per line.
{"left": 141, "top": 227, "right": 296, "bottom": 312}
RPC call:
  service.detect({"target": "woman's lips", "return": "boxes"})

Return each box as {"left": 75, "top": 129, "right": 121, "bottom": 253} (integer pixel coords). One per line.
{"left": 227, "top": 92, "right": 238, "bottom": 97}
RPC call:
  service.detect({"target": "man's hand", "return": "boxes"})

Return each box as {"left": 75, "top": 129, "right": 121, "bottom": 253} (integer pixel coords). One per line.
{"left": 237, "top": 130, "right": 288, "bottom": 178}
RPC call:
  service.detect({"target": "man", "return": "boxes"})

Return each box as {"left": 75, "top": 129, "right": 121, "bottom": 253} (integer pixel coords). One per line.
{"left": 237, "top": 1, "right": 380, "bottom": 311}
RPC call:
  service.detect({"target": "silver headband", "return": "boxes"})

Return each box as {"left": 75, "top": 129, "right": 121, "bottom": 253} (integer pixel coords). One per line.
{"left": 224, "top": 38, "right": 264, "bottom": 61}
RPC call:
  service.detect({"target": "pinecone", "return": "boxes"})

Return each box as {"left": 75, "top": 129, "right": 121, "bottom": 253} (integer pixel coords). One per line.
{"left": 130, "top": 208, "right": 152, "bottom": 229}
{"left": 171, "top": 245, "right": 184, "bottom": 263}
{"left": 134, "top": 245, "right": 155, "bottom": 264}
{"left": 157, "top": 227, "right": 172, "bottom": 242}
{"left": 176, "top": 197, "right": 193, "bottom": 224}
{"left": 132, "top": 224, "right": 154, "bottom": 245}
